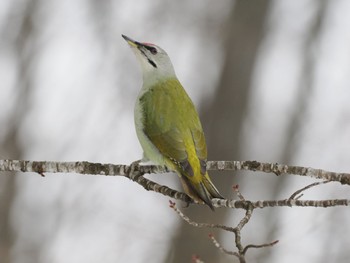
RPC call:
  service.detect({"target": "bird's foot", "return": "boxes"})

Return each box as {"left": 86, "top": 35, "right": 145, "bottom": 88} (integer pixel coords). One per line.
{"left": 128, "top": 159, "right": 142, "bottom": 180}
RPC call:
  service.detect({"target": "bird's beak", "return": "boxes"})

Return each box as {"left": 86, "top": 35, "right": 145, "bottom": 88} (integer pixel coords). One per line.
{"left": 122, "top": 34, "right": 142, "bottom": 48}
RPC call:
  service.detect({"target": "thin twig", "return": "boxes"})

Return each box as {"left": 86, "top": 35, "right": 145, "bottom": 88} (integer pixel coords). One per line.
{"left": 170, "top": 199, "right": 277, "bottom": 263}
{"left": 234, "top": 204, "right": 254, "bottom": 253}
{"left": 169, "top": 201, "right": 236, "bottom": 232}
{"left": 233, "top": 184, "right": 245, "bottom": 200}
{"left": 243, "top": 240, "right": 279, "bottom": 254}
{"left": 209, "top": 233, "right": 240, "bottom": 257}
{"left": 289, "top": 181, "right": 331, "bottom": 200}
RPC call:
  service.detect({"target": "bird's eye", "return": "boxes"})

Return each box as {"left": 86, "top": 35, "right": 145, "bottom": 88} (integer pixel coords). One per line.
{"left": 150, "top": 47, "right": 157, "bottom": 55}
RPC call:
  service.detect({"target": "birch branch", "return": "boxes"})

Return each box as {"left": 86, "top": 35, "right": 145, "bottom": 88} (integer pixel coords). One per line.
{"left": 1, "top": 159, "right": 349, "bottom": 184}
{"left": 0, "top": 159, "right": 349, "bottom": 209}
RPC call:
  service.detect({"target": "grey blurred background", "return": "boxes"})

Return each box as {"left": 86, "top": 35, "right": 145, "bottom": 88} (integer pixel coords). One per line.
{"left": 1, "top": 0, "right": 350, "bottom": 262}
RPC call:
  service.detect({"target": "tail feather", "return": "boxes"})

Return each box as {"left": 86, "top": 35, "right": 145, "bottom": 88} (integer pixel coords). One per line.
{"left": 179, "top": 173, "right": 223, "bottom": 210}
{"left": 203, "top": 175, "right": 224, "bottom": 199}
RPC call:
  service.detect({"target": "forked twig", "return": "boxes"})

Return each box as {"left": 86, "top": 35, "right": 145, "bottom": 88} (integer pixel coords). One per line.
{"left": 289, "top": 181, "right": 331, "bottom": 200}
{"left": 170, "top": 185, "right": 278, "bottom": 262}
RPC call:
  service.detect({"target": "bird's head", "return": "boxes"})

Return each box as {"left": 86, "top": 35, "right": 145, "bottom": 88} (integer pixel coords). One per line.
{"left": 122, "top": 35, "right": 176, "bottom": 83}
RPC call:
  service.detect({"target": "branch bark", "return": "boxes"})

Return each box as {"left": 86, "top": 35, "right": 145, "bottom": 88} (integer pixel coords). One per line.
{"left": 1, "top": 159, "right": 349, "bottom": 184}
{"left": 0, "top": 159, "right": 349, "bottom": 209}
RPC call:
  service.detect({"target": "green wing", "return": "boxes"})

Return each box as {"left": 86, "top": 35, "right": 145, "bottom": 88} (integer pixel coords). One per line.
{"left": 139, "top": 78, "right": 207, "bottom": 176}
